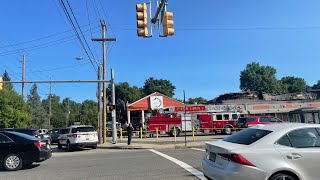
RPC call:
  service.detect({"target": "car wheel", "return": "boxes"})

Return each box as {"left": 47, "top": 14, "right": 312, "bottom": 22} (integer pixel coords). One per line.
{"left": 91, "top": 144, "right": 97, "bottom": 149}
{"left": 224, "top": 126, "right": 232, "bottom": 135}
{"left": 58, "top": 142, "right": 62, "bottom": 149}
{"left": 3, "top": 154, "right": 23, "bottom": 171}
{"left": 67, "top": 141, "right": 73, "bottom": 152}
{"left": 269, "top": 173, "right": 297, "bottom": 180}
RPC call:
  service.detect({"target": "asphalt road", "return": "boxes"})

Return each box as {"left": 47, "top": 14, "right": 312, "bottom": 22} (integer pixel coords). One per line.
{"left": 0, "top": 147, "right": 207, "bottom": 180}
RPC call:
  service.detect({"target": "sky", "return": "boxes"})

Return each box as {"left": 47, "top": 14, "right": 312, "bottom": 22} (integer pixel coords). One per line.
{"left": 1, "top": 0, "right": 320, "bottom": 103}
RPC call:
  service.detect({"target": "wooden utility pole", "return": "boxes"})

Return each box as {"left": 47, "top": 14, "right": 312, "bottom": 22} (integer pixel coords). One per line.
{"left": 92, "top": 20, "right": 116, "bottom": 144}
{"left": 22, "top": 55, "right": 26, "bottom": 98}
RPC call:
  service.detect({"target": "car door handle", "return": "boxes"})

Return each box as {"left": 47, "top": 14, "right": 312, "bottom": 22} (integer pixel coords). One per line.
{"left": 287, "top": 153, "right": 302, "bottom": 160}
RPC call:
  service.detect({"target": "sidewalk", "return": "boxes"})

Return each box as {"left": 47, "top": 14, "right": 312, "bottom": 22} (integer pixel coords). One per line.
{"left": 98, "top": 134, "right": 227, "bottom": 150}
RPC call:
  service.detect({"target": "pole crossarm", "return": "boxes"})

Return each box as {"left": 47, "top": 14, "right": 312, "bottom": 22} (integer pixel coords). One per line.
{"left": 3, "top": 80, "right": 111, "bottom": 84}
{"left": 91, "top": 38, "right": 116, "bottom": 42}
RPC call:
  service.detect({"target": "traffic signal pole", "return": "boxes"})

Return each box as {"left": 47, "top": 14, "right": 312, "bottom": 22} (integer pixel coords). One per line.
{"left": 111, "top": 69, "right": 117, "bottom": 144}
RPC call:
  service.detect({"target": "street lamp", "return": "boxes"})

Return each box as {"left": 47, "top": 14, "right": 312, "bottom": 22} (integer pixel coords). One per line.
{"left": 75, "top": 57, "right": 103, "bottom": 144}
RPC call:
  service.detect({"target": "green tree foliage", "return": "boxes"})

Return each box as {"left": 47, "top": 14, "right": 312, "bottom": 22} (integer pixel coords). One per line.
{"left": 312, "top": 80, "right": 320, "bottom": 89}
{"left": 62, "top": 98, "right": 81, "bottom": 126}
{"left": 42, "top": 95, "right": 65, "bottom": 128}
{"left": 280, "top": 76, "right": 308, "bottom": 93}
{"left": 2, "top": 70, "right": 13, "bottom": 90}
{"left": 106, "top": 82, "right": 144, "bottom": 124}
{"left": 80, "top": 100, "right": 98, "bottom": 129}
{"left": 27, "top": 84, "right": 49, "bottom": 129}
{"left": 143, "top": 77, "right": 176, "bottom": 97}
{"left": 240, "top": 62, "right": 285, "bottom": 94}
{"left": 187, "top": 97, "right": 207, "bottom": 104}
{"left": 0, "top": 71, "right": 30, "bottom": 128}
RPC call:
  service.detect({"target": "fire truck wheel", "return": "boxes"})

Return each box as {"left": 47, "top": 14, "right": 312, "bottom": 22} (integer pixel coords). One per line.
{"left": 224, "top": 126, "right": 232, "bottom": 135}
{"left": 169, "top": 128, "right": 180, "bottom": 137}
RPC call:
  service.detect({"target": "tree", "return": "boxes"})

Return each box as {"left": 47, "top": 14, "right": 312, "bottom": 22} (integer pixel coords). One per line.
{"left": 0, "top": 88, "right": 31, "bottom": 128}
{"left": 280, "top": 76, "right": 308, "bottom": 93}
{"left": 312, "top": 80, "right": 320, "bottom": 89}
{"left": 2, "top": 70, "right": 13, "bottom": 91}
{"left": 107, "top": 82, "right": 144, "bottom": 124}
{"left": 42, "top": 95, "right": 65, "bottom": 128}
{"left": 240, "top": 62, "right": 285, "bottom": 94}
{"left": 62, "top": 98, "right": 81, "bottom": 126}
{"left": 187, "top": 97, "right": 207, "bottom": 104}
{"left": 143, "top": 77, "right": 176, "bottom": 97}
{"left": 80, "top": 100, "right": 98, "bottom": 129}
{"left": 27, "top": 84, "right": 49, "bottom": 129}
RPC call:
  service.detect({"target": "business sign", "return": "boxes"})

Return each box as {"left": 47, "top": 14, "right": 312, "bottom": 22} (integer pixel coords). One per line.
{"left": 175, "top": 106, "right": 206, "bottom": 112}
{"left": 150, "top": 96, "right": 163, "bottom": 110}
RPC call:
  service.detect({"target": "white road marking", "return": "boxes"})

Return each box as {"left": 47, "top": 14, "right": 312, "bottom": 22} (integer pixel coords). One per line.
{"left": 191, "top": 148, "right": 205, "bottom": 152}
{"left": 149, "top": 149, "right": 206, "bottom": 180}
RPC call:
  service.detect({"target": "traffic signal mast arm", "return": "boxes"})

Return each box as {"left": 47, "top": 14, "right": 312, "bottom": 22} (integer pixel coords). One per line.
{"left": 151, "top": 0, "right": 166, "bottom": 24}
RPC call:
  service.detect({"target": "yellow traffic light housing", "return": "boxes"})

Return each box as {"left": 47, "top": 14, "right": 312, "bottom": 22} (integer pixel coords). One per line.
{"left": 162, "top": 12, "right": 174, "bottom": 36}
{"left": 136, "top": 3, "right": 148, "bottom": 37}
{"left": 0, "top": 77, "right": 3, "bottom": 90}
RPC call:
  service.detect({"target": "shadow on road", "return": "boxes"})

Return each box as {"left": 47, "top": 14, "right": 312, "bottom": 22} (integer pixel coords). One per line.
{"left": 0, "top": 164, "right": 41, "bottom": 172}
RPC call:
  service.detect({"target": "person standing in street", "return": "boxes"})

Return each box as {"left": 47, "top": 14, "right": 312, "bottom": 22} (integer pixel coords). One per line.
{"left": 127, "top": 123, "right": 134, "bottom": 145}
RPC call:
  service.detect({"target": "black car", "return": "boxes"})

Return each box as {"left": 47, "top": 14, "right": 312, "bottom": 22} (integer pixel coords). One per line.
{"left": 3, "top": 128, "right": 51, "bottom": 145}
{"left": 0, "top": 131, "right": 52, "bottom": 171}
{"left": 48, "top": 128, "right": 67, "bottom": 143}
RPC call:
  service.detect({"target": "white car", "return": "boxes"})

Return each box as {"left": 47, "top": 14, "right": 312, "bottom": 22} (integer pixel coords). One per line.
{"left": 202, "top": 123, "right": 320, "bottom": 180}
{"left": 58, "top": 125, "right": 98, "bottom": 151}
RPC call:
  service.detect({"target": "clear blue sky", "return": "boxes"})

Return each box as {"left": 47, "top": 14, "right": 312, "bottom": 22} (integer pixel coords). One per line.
{"left": 1, "top": 0, "right": 320, "bottom": 103}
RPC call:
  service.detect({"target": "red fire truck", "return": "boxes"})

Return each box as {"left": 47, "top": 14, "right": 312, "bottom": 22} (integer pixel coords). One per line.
{"left": 146, "top": 105, "right": 243, "bottom": 136}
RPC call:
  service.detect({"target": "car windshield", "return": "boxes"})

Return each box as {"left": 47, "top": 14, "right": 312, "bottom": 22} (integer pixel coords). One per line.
{"left": 223, "top": 128, "right": 272, "bottom": 145}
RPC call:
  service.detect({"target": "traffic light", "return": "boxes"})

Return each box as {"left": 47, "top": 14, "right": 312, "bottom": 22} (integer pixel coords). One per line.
{"left": 162, "top": 12, "right": 174, "bottom": 36}
{"left": 0, "top": 77, "right": 3, "bottom": 91}
{"left": 107, "top": 105, "right": 116, "bottom": 112}
{"left": 136, "top": 3, "right": 148, "bottom": 37}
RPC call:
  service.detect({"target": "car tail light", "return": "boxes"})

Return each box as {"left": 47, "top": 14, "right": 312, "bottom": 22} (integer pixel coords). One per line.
{"left": 34, "top": 141, "right": 46, "bottom": 148}
{"left": 219, "top": 153, "right": 255, "bottom": 167}
{"left": 72, "top": 134, "right": 77, "bottom": 138}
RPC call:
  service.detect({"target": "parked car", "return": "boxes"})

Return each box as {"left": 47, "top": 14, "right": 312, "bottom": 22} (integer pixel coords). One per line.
{"left": 58, "top": 125, "right": 98, "bottom": 152}
{"left": 237, "top": 116, "right": 283, "bottom": 129}
{"left": 48, "top": 128, "right": 67, "bottom": 143}
{"left": 0, "top": 131, "right": 52, "bottom": 171}
{"left": 202, "top": 123, "right": 320, "bottom": 180}
{"left": 3, "top": 128, "right": 51, "bottom": 145}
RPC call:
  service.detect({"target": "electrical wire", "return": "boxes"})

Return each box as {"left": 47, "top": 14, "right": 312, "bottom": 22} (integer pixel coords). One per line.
{"left": 59, "top": 0, "right": 97, "bottom": 72}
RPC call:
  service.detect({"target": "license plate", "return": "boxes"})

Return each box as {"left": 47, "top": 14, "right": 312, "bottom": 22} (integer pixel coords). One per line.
{"left": 209, "top": 152, "right": 216, "bottom": 162}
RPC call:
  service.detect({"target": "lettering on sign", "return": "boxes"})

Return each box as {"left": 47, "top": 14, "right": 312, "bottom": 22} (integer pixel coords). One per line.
{"left": 205, "top": 105, "right": 244, "bottom": 112}
{"left": 175, "top": 106, "right": 206, "bottom": 112}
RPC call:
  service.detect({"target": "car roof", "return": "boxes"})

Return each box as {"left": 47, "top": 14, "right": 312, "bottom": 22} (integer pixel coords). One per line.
{"left": 251, "top": 123, "right": 320, "bottom": 132}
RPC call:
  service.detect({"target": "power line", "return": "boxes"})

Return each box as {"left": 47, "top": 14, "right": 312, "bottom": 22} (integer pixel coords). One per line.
{"left": 86, "top": 0, "right": 100, "bottom": 59}
{"left": 66, "top": 0, "right": 97, "bottom": 61}
{"left": 59, "top": 0, "right": 97, "bottom": 72}
{"left": 0, "top": 23, "right": 98, "bottom": 49}
{"left": 0, "top": 29, "right": 100, "bottom": 56}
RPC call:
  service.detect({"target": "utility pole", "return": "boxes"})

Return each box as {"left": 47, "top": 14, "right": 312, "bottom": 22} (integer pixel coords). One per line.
{"left": 92, "top": 20, "right": 116, "bottom": 144}
{"left": 49, "top": 77, "right": 52, "bottom": 127}
{"left": 111, "top": 69, "right": 117, "bottom": 144}
{"left": 66, "top": 98, "right": 70, "bottom": 127}
{"left": 22, "top": 55, "right": 26, "bottom": 98}
{"left": 97, "top": 66, "right": 103, "bottom": 144}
